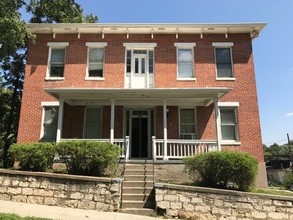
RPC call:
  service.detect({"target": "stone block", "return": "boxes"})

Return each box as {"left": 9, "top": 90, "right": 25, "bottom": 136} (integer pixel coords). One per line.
{"left": 39, "top": 181, "right": 50, "bottom": 189}
{"left": 109, "top": 184, "right": 119, "bottom": 193}
{"left": 19, "top": 181, "right": 29, "bottom": 187}
{"left": 166, "top": 209, "right": 178, "bottom": 217}
{"left": 156, "top": 194, "right": 163, "bottom": 201}
{"left": 238, "top": 202, "right": 253, "bottom": 209}
{"left": 250, "top": 210, "right": 267, "bottom": 219}
{"left": 3, "top": 179, "right": 11, "bottom": 186}
{"left": 96, "top": 202, "right": 109, "bottom": 211}
{"left": 179, "top": 195, "right": 190, "bottom": 203}
{"left": 214, "top": 199, "right": 224, "bottom": 206}
{"left": 35, "top": 189, "right": 54, "bottom": 197}
{"left": 70, "top": 192, "right": 83, "bottom": 200}
{"left": 22, "top": 188, "right": 33, "bottom": 195}
{"left": 273, "top": 200, "right": 292, "bottom": 207}
{"left": 0, "top": 187, "right": 7, "bottom": 193}
{"left": 183, "top": 203, "right": 194, "bottom": 211}
{"left": 77, "top": 201, "right": 96, "bottom": 210}
{"left": 29, "top": 181, "right": 40, "bottom": 188}
{"left": 65, "top": 199, "right": 78, "bottom": 208}
{"left": 194, "top": 205, "right": 211, "bottom": 213}
{"left": 190, "top": 197, "right": 203, "bottom": 204}
{"left": 157, "top": 201, "right": 170, "bottom": 209}
{"left": 262, "top": 205, "right": 276, "bottom": 212}
{"left": 0, "top": 194, "right": 11, "bottom": 201}
{"left": 44, "top": 197, "right": 57, "bottom": 205}
{"left": 93, "top": 195, "right": 105, "bottom": 202}
{"left": 27, "top": 196, "right": 44, "bottom": 204}
{"left": 54, "top": 191, "right": 67, "bottom": 198}
{"left": 170, "top": 201, "right": 182, "bottom": 209}
{"left": 7, "top": 188, "right": 21, "bottom": 195}
{"left": 267, "top": 212, "right": 289, "bottom": 220}
{"left": 11, "top": 195, "right": 27, "bottom": 203}
{"left": 12, "top": 180, "right": 20, "bottom": 186}
{"left": 164, "top": 195, "right": 178, "bottom": 202}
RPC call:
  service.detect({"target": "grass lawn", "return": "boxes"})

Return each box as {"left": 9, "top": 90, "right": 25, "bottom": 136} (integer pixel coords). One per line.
{"left": 0, "top": 213, "right": 50, "bottom": 220}
{"left": 250, "top": 187, "right": 293, "bottom": 196}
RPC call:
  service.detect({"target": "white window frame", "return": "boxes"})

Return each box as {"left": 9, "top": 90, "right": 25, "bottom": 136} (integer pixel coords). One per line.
{"left": 85, "top": 42, "right": 107, "bottom": 80}
{"left": 40, "top": 102, "right": 60, "bottom": 141}
{"left": 218, "top": 102, "right": 240, "bottom": 145}
{"left": 83, "top": 106, "right": 102, "bottom": 139}
{"left": 46, "top": 42, "right": 69, "bottom": 80}
{"left": 175, "top": 43, "right": 196, "bottom": 80}
{"left": 213, "top": 42, "right": 235, "bottom": 81}
{"left": 179, "top": 107, "right": 197, "bottom": 139}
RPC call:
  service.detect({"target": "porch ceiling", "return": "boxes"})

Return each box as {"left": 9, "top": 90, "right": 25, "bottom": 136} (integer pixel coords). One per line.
{"left": 44, "top": 88, "right": 231, "bottom": 107}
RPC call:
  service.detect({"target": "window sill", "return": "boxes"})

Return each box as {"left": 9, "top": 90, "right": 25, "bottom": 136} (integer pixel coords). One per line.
{"left": 45, "top": 77, "right": 64, "bottom": 81}
{"left": 177, "top": 78, "right": 196, "bottom": 81}
{"left": 221, "top": 141, "right": 241, "bottom": 146}
{"left": 216, "top": 77, "right": 236, "bottom": 81}
{"left": 85, "top": 77, "right": 105, "bottom": 81}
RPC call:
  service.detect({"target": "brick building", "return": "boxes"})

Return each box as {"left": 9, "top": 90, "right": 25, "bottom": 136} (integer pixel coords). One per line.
{"left": 19, "top": 23, "right": 267, "bottom": 186}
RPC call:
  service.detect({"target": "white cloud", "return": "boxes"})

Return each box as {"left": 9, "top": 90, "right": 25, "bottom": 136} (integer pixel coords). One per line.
{"left": 285, "top": 112, "right": 293, "bottom": 117}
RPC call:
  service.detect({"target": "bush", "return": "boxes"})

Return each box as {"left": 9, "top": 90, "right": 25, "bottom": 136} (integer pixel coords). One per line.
{"left": 9, "top": 143, "right": 55, "bottom": 172}
{"left": 284, "top": 168, "right": 293, "bottom": 190}
{"left": 184, "top": 151, "right": 258, "bottom": 191}
{"left": 56, "top": 141, "right": 120, "bottom": 176}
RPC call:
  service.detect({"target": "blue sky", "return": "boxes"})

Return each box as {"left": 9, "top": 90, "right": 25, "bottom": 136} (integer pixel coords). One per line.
{"left": 20, "top": 0, "right": 293, "bottom": 145}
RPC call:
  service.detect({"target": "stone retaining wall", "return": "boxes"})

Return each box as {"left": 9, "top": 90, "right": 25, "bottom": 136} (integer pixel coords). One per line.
{"left": 0, "top": 169, "right": 121, "bottom": 211}
{"left": 155, "top": 183, "right": 293, "bottom": 219}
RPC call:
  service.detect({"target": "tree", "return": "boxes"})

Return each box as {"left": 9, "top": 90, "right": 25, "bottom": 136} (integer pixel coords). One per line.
{"left": 0, "top": 0, "right": 98, "bottom": 167}
{"left": 0, "top": 0, "right": 28, "bottom": 60}
{"left": 26, "top": 0, "right": 98, "bottom": 23}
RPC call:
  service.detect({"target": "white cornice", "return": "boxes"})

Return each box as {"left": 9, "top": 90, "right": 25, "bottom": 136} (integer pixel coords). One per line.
{"left": 27, "top": 23, "right": 266, "bottom": 39}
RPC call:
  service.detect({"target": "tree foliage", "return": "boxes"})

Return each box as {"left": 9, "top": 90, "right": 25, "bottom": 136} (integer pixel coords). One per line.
{"left": 26, "top": 0, "right": 98, "bottom": 23}
{"left": 0, "top": 0, "right": 98, "bottom": 168}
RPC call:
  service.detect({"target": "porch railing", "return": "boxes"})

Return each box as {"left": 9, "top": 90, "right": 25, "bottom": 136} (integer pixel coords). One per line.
{"left": 152, "top": 137, "right": 218, "bottom": 160}
{"left": 59, "top": 137, "right": 130, "bottom": 160}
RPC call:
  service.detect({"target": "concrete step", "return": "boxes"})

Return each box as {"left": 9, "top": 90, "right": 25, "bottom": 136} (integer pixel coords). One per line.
{"left": 120, "top": 208, "right": 156, "bottom": 216}
{"left": 123, "top": 181, "right": 154, "bottom": 188}
{"left": 123, "top": 187, "right": 153, "bottom": 194}
{"left": 124, "top": 170, "right": 154, "bottom": 175}
{"left": 122, "top": 193, "right": 155, "bottom": 201}
{"left": 122, "top": 201, "right": 155, "bottom": 209}
{"left": 124, "top": 175, "right": 154, "bottom": 181}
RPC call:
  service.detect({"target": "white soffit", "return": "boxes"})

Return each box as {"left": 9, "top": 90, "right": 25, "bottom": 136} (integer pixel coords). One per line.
{"left": 27, "top": 23, "right": 266, "bottom": 39}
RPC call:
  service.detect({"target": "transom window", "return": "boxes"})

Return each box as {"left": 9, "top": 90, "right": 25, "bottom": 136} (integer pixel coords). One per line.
{"left": 180, "top": 108, "right": 196, "bottom": 139}
{"left": 220, "top": 108, "right": 239, "bottom": 141}
{"left": 84, "top": 107, "right": 102, "bottom": 139}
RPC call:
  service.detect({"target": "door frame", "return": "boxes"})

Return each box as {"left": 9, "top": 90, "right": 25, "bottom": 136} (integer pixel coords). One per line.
{"left": 125, "top": 109, "right": 153, "bottom": 159}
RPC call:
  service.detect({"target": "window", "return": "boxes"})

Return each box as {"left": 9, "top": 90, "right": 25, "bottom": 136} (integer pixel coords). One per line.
{"left": 40, "top": 106, "right": 59, "bottom": 142}
{"left": 220, "top": 108, "right": 239, "bottom": 141}
{"left": 175, "top": 43, "right": 196, "bottom": 79}
{"left": 125, "top": 49, "right": 154, "bottom": 74}
{"left": 47, "top": 42, "right": 68, "bottom": 79}
{"left": 84, "top": 107, "right": 102, "bottom": 139}
{"left": 180, "top": 109, "right": 196, "bottom": 139}
{"left": 86, "top": 42, "right": 107, "bottom": 79}
{"left": 213, "top": 42, "right": 234, "bottom": 79}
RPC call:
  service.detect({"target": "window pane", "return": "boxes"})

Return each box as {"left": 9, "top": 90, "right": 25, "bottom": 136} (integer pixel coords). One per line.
{"left": 220, "top": 109, "right": 235, "bottom": 124}
{"left": 89, "top": 48, "right": 104, "bottom": 62}
{"left": 86, "top": 108, "right": 101, "bottom": 123}
{"left": 127, "top": 50, "right": 131, "bottom": 73}
{"left": 84, "top": 124, "right": 101, "bottom": 139}
{"left": 89, "top": 63, "right": 103, "bottom": 77}
{"left": 178, "top": 64, "right": 193, "bottom": 78}
{"left": 50, "top": 64, "right": 64, "bottom": 77}
{"left": 178, "top": 49, "right": 192, "bottom": 62}
{"left": 216, "top": 48, "right": 231, "bottom": 63}
{"left": 180, "top": 125, "right": 195, "bottom": 133}
{"left": 217, "top": 64, "right": 233, "bottom": 77}
{"left": 221, "top": 125, "right": 236, "bottom": 140}
{"left": 135, "top": 58, "right": 139, "bottom": 73}
{"left": 51, "top": 49, "right": 65, "bottom": 62}
{"left": 180, "top": 109, "right": 195, "bottom": 123}
{"left": 134, "top": 50, "right": 147, "bottom": 54}
{"left": 149, "top": 51, "right": 154, "bottom": 73}
{"left": 41, "top": 106, "right": 59, "bottom": 142}
{"left": 141, "top": 58, "right": 145, "bottom": 74}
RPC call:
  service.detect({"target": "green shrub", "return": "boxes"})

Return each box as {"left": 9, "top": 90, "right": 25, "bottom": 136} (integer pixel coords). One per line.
{"left": 284, "top": 168, "right": 293, "bottom": 190}
{"left": 184, "top": 151, "right": 258, "bottom": 191}
{"left": 56, "top": 141, "right": 120, "bottom": 176}
{"left": 9, "top": 143, "right": 55, "bottom": 172}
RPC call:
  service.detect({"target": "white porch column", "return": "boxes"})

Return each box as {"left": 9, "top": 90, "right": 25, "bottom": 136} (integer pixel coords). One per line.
{"left": 163, "top": 99, "right": 168, "bottom": 160}
{"left": 56, "top": 99, "right": 64, "bottom": 142}
{"left": 110, "top": 99, "right": 115, "bottom": 143}
{"left": 214, "top": 98, "right": 222, "bottom": 151}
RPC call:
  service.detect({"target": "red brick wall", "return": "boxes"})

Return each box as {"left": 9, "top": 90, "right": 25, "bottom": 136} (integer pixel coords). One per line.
{"left": 18, "top": 32, "right": 264, "bottom": 162}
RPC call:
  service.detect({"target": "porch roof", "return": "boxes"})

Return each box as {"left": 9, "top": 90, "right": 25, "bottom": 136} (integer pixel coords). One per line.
{"left": 44, "top": 87, "right": 231, "bottom": 106}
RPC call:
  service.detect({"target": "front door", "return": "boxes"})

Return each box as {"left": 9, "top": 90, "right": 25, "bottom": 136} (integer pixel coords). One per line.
{"left": 127, "top": 110, "right": 153, "bottom": 158}
{"left": 132, "top": 52, "right": 147, "bottom": 88}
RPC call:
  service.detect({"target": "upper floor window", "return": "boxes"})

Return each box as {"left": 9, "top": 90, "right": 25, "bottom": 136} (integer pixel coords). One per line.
{"left": 213, "top": 42, "right": 234, "bottom": 80}
{"left": 179, "top": 108, "right": 196, "bottom": 139}
{"left": 46, "top": 42, "right": 69, "bottom": 80}
{"left": 86, "top": 42, "right": 107, "bottom": 80}
{"left": 175, "top": 43, "right": 196, "bottom": 79}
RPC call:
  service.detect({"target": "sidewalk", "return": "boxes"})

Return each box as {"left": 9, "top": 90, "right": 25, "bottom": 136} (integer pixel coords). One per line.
{"left": 0, "top": 200, "right": 167, "bottom": 220}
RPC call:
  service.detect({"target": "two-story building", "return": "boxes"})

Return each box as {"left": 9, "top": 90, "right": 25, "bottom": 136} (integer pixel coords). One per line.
{"left": 18, "top": 23, "right": 267, "bottom": 187}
